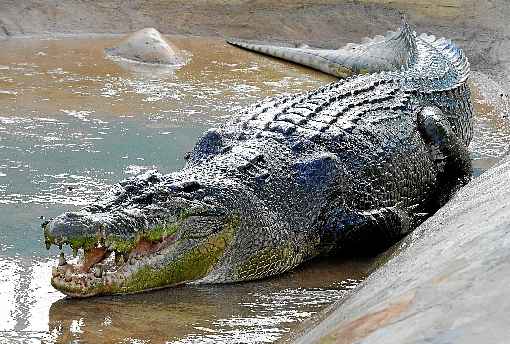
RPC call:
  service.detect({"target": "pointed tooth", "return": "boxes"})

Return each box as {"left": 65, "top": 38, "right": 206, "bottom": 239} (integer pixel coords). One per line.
{"left": 104, "top": 274, "right": 113, "bottom": 286}
{"left": 93, "top": 265, "right": 104, "bottom": 278}
{"left": 58, "top": 252, "right": 67, "bottom": 266}
{"left": 115, "top": 252, "right": 125, "bottom": 266}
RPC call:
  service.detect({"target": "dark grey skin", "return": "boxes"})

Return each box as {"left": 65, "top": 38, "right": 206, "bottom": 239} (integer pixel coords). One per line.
{"left": 44, "top": 19, "right": 473, "bottom": 297}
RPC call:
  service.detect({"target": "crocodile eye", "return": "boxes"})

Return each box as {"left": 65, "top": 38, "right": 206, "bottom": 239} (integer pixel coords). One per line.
{"left": 169, "top": 180, "right": 202, "bottom": 194}
{"left": 181, "top": 181, "right": 201, "bottom": 193}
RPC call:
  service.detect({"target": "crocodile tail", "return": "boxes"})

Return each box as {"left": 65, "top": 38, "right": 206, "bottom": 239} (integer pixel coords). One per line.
{"left": 226, "top": 39, "right": 353, "bottom": 77}
{"left": 226, "top": 16, "right": 418, "bottom": 78}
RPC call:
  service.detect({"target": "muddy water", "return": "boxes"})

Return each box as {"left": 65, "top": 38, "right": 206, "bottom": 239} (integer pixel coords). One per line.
{"left": 0, "top": 35, "right": 509, "bottom": 344}
{"left": 0, "top": 35, "right": 366, "bottom": 344}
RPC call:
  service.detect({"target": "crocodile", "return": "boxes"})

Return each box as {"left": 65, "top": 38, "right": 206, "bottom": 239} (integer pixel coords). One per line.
{"left": 43, "top": 18, "right": 473, "bottom": 297}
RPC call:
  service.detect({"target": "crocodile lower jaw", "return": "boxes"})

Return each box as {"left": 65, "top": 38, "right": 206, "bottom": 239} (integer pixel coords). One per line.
{"left": 50, "top": 235, "right": 177, "bottom": 297}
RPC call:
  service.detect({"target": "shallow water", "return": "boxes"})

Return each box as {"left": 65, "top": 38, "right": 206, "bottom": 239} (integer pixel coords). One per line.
{"left": 0, "top": 35, "right": 509, "bottom": 343}
{"left": 0, "top": 35, "right": 366, "bottom": 344}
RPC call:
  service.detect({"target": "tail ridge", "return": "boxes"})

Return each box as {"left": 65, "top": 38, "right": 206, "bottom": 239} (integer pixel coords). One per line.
{"left": 226, "top": 18, "right": 419, "bottom": 78}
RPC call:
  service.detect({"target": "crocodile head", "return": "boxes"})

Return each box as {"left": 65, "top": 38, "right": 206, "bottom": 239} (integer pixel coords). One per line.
{"left": 43, "top": 171, "right": 239, "bottom": 297}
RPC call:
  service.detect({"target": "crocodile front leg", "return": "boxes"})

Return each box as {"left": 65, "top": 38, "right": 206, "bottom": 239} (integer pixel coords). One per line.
{"left": 417, "top": 106, "right": 472, "bottom": 206}
{"left": 318, "top": 106, "right": 473, "bottom": 256}
{"left": 319, "top": 206, "right": 416, "bottom": 255}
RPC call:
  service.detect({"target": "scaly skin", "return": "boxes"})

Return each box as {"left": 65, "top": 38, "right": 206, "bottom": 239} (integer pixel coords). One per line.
{"left": 43, "top": 19, "right": 473, "bottom": 297}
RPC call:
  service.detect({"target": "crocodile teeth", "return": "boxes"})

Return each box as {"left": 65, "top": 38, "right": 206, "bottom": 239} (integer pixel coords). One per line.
{"left": 58, "top": 252, "right": 67, "bottom": 266}
{"left": 93, "top": 265, "right": 104, "bottom": 278}
{"left": 104, "top": 275, "right": 113, "bottom": 285}
{"left": 115, "top": 252, "right": 125, "bottom": 266}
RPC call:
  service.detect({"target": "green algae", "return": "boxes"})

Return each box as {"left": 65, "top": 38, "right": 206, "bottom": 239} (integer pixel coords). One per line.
{"left": 236, "top": 245, "right": 294, "bottom": 280}
{"left": 105, "top": 223, "right": 180, "bottom": 253}
{"left": 105, "top": 235, "right": 136, "bottom": 253}
{"left": 51, "top": 215, "right": 240, "bottom": 296}
{"left": 58, "top": 222, "right": 180, "bottom": 254}
{"left": 236, "top": 234, "right": 320, "bottom": 280}
{"left": 177, "top": 208, "right": 193, "bottom": 221}
{"left": 143, "top": 223, "right": 179, "bottom": 242}
{"left": 69, "top": 235, "right": 98, "bottom": 252}
{"left": 113, "top": 215, "right": 239, "bottom": 294}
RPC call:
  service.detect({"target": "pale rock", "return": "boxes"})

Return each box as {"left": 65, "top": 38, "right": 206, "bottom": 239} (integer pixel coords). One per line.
{"left": 105, "top": 28, "right": 182, "bottom": 65}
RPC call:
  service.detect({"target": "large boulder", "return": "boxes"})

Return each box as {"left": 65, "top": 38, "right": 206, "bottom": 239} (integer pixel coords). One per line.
{"left": 295, "top": 154, "right": 510, "bottom": 343}
{"left": 105, "top": 28, "right": 182, "bottom": 65}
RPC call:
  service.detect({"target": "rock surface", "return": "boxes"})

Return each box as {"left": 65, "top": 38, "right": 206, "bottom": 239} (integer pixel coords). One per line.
{"left": 105, "top": 28, "right": 182, "bottom": 65}
{"left": 294, "top": 154, "right": 510, "bottom": 343}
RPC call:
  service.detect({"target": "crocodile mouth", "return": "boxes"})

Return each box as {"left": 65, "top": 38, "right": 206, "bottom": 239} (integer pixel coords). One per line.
{"left": 44, "top": 206, "right": 238, "bottom": 297}
{"left": 47, "top": 230, "right": 179, "bottom": 297}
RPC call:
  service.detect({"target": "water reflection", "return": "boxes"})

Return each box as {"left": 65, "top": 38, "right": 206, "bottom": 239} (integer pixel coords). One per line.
{"left": 46, "top": 259, "right": 368, "bottom": 344}
{"left": 0, "top": 254, "right": 371, "bottom": 344}
{"left": 0, "top": 256, "right": 62, "bottom": 343}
